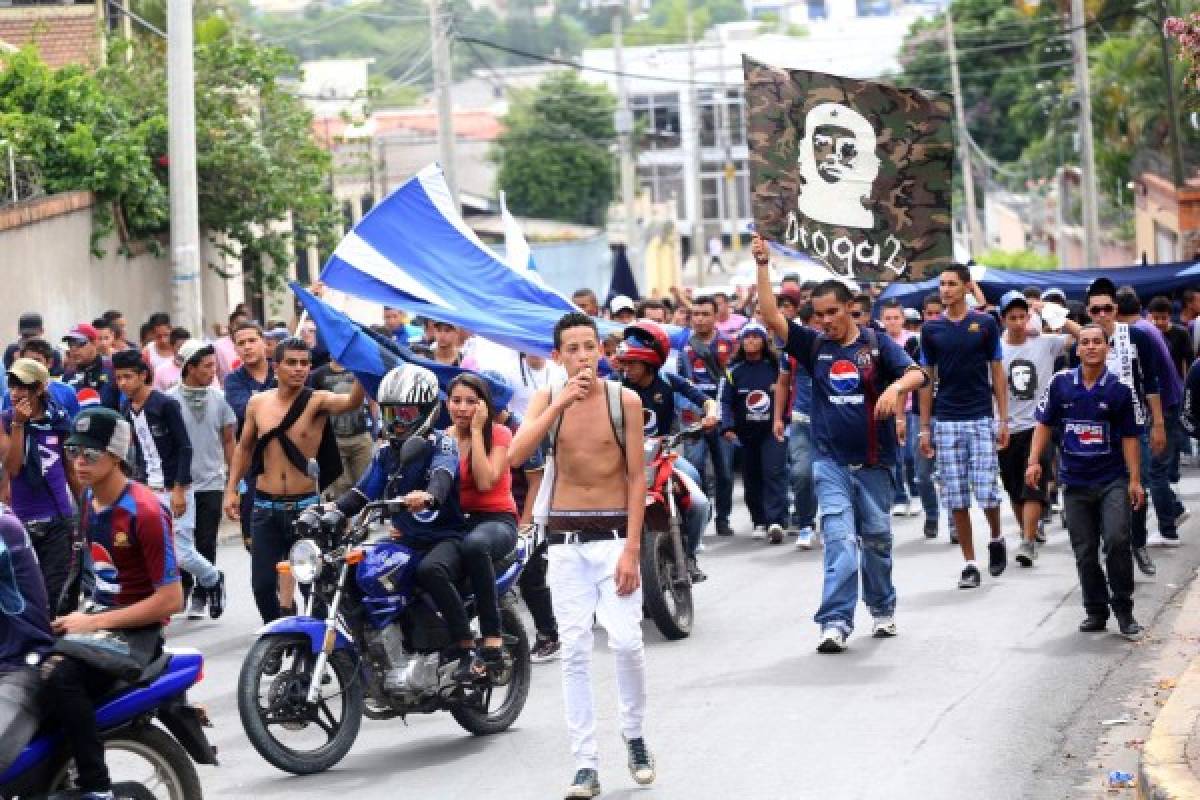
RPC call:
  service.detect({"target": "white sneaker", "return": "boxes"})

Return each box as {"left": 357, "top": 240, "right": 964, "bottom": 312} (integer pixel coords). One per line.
{"left": 752, "top": 525, "right": 767, "bottom": 540}
{"left": 795, "top": 527, "right": 815, "bottom": 550}
{"left": 872, "top": 617, "right": 898, "bottom": 638}
{"left": 767, "top": 523, "right": 785, "bottom": 544}
{"left": 905, "top": 499, "right": 918, "bottom": 517}
{"left": 816, "top": 627, "right": 847, "bottom": 653}
{"left": 891, "top": 503, "right": 907, "bottom": 517}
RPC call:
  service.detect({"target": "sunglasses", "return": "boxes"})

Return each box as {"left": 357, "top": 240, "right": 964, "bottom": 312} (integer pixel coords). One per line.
{"left": 5, "top": 375, "right": 35, "bottom": 390}
{"left": 1087, "top": 304, "right": 1116, "bottom": 315}
{"left": 64, "top": 444, "right": 106, "bottom": 464}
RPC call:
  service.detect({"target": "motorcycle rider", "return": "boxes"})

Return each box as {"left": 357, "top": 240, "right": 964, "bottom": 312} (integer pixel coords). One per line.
{"left": 331, "top": 364, "right": 479, "bottom": 683}
{"left": 614, "top": 320, "right": 719, "bottom": 581}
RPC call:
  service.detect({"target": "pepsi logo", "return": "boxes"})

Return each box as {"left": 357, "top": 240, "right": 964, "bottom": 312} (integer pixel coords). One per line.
{"left": 1078, "top": 429, "right": 1104, "bottom": 445}
{"left": 691, "top": 358, "right": 707, "bottom": 374}
{"left": 745, "top": 390, "right": 771, "bottom": 414}
{"left": 829, "top": 360, "right": 860, "bottom": 393}
{"left": 642, "top": 408, "right": 658, "bottom": 433}
{"left": 76, "top": 387, "right": 101, "bottom": 407}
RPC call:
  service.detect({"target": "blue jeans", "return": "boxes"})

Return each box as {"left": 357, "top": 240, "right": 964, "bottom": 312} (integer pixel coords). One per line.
{"left": 812, "top": 460, "right": 897, "bottom": 635}
{"left": 674, "top": 457, "right": 711, "bottom": 556}
{"left": 911, "top": 416, "right": 940, "bottom": 521}
{"left": 686, "top": 431, "right": 733, "bottom": 523}
{"left": 788, "top": 418, "right": 817, "bottom": 529}
{"left": 1136, "top": 426, "right": 1180, "bottom": 543}
{"left": 741, "top": 433, "right": 789, "bottom": 527}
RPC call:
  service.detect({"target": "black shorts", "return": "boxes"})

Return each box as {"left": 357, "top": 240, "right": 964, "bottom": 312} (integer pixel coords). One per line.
{"left": 998, "top": 427, "right": 1050, "bottom": 504}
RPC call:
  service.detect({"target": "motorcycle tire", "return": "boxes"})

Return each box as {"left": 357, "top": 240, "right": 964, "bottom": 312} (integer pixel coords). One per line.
{"left": 451, "top": 608, "right": 531, "bottom": 736}
{"left": 640, "top": 529, "right": 693, "bottom": 640}
{"left": 237, "top": 635, "right": 364, "bottom": 776}
{"left": 49, "top": 723, "right": 203, "bottom": 800}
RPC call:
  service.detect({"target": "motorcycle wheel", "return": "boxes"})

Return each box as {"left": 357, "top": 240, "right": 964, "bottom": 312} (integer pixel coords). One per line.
{"left": 49, "top": 724, "right": 203, "bottom": 800}
{"left": 237, "top": 634, "right": 364, "bottom": 775}
{"left": 640, "top": 529, "right": 693, "bottom": 640}
{"left": 451, "top": 608, "right": 531, "bottom": 736}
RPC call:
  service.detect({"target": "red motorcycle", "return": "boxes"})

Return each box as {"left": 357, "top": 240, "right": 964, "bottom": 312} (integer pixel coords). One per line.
{"left": 640, "top": 425, "right": 704, "bottom": 640}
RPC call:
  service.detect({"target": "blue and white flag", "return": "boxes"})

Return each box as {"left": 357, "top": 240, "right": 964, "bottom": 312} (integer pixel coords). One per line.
{"left": 320, "top": 164, "right": 592, "bottom": 356}
{"left": 500, "top": 192, "right": 538, "bottom": 277}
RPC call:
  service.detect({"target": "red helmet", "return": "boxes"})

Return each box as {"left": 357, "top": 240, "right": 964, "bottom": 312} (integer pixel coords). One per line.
{"left": 617, "top": 320, "right": 670, "bottom": 370}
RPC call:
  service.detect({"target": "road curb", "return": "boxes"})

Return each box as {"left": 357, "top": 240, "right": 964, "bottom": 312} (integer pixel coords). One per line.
{"left": 1138, "top": 653, "right": 1200, "bottom": 799}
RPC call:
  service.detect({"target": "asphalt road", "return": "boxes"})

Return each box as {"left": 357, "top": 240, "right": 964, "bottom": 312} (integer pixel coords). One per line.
{"left": 169, "top": 474, "right": 1200, "bottom": 800}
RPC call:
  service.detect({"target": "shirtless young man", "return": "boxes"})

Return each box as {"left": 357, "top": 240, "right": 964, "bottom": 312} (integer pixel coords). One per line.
{"left": 223, "top": 337, "right": 364, "bottom": 622}
{"left": 510, "top": 312, "right": 654, "bottom": 800}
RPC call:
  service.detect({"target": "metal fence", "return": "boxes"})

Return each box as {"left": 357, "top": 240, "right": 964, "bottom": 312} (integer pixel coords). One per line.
{"left": 0, "top": 143, "right": 45, "bottom": 209}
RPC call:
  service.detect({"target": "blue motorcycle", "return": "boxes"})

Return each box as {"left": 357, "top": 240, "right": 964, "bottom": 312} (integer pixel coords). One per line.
{"left": 236, "top": 498, "right": 532, "bottom": 776}
{"left": 0, "top": 648, "right": 217, "bottom": 799}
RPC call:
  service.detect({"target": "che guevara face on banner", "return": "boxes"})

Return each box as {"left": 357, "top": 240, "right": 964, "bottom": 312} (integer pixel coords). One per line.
{"left": 744, "top": 57, "right": 954, "bottom": 283}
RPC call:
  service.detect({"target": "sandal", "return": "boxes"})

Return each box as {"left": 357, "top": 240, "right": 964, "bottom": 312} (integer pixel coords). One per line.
{"left": 449, "top": 649, "right": 487, "bottom": 684}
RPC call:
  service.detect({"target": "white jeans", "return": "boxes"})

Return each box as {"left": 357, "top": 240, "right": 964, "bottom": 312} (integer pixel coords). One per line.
{"left": 547, "top": 538, "right": 647, "bottom": 770}
{"left": 155, "top": 488, "right": 219, "bottom": 588}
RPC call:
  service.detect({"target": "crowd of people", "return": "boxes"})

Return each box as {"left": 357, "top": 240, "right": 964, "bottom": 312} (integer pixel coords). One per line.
{"left": 4, "top": 246, "right": 1200, "bottom": 798}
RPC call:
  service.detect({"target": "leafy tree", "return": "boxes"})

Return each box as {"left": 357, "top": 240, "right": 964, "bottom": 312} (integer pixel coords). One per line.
{"left": 493, "top": 71, "right": 615, "bottom": 226}
{"left": 976, "top": 248, "right": 1058, "bottom": 269}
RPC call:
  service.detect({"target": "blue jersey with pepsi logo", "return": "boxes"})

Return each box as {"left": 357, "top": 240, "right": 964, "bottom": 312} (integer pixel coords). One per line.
{"left": 355, "top": 431, "right": 465, "bottom": 544}
{"left": 679, "top": 332, "right": 735, "bottom": 399}
{"left": 1035, "top": 367, "right": 1139, "bottom": 487}
{"left": 785, "top": 322, "right": 916, "bottom": 466}
{"left": 719, "top": 358, "right": 779, "bottom": 439}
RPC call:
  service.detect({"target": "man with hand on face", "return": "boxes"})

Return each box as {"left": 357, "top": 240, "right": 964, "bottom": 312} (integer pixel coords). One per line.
{"left": 1027, "top": 325, "right": 1145, "bottom": 640}
{"left": 754, "top": 234, "right": 927, "bottom": 654}
{"left": 511, "top": 312, "right": 654, "bottom": 800}
{"left": 224, "top": 338, "right": 363, "bottom": 623}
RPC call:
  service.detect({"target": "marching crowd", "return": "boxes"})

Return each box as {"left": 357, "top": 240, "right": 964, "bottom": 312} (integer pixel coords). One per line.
{"left": 4, "top": 240, "right": 1200, "bottom": 797}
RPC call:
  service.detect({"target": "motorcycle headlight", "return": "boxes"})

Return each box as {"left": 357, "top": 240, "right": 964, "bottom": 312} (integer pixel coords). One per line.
{"left": 289, "top": 538, "right": 322, "bottom": 584}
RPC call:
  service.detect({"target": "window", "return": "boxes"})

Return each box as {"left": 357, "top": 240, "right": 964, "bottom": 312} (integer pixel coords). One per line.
{"left": 807, "top": 0, "right": 828, "bottom": 18}
{"left": 632, "top": 92, "right": 681, "bottom": 150}
{"left": 701, "top": 177, "right": 720, "bottom": 221}
{"left": 637, "top": 164, "right": 685, "bottom": 218}
{"left": 699, "top": 89, "right": 746, "bottom": 148}
{"left": 700, "top": 160, "right": 751, "bottom": 221}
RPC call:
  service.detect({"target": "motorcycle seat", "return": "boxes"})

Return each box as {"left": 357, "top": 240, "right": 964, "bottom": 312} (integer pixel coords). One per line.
{"left": 99, "top": 652, "right": 173, "bottom": 701}
{"left": 492, "top": 543, "right": 519, "bottom": 574}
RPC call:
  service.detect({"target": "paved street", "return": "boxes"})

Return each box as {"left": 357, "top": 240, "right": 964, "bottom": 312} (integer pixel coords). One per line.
{"left": 171, "top": 475, "right": 1200, "bottom": 800}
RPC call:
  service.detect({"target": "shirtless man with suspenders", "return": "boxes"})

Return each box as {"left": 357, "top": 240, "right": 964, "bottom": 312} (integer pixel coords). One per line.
{"left": 223, "top": 337, "right": 364, "bottom": 623}
{"left": 510, "top": 312, "right": 655, "bottom": 800}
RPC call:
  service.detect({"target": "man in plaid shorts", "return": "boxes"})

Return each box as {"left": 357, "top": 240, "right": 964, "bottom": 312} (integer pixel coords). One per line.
{"left": 918, "top": 265, "right": 1010, "bottom": 589}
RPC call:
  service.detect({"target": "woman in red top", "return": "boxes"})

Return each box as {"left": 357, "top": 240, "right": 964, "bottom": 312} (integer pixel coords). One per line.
{"left": 445, "top": 373, "right": 518, "bottom": 666}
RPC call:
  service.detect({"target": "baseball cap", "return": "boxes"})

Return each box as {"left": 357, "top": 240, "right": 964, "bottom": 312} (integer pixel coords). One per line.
{"left": 7, "top": 357, "right": 50, "bottom": 387}
{"left": 18, "top": 313, "right": 42, "bottom": 337}
{"left": 1086, "top": 277, "right": 1117, "bottom": 300}
{"left": 999, "top": 290, "right": 1028, "bottom": 315}
{"left": 903, "top": 308, "right": 921, "bottom": 323}
{"left": 777, "top": 286, "right": 803, "bottom": 307}
{"left": 66, "top": 407, "right": 133, "bottom": 464}
{"left": 1043, "top": 287, "right": 1066, "bottom": 304}
{"left": 610, "top": 295, "right": 636, "bottom": 315}
{"left": 178, "top": 339, "right": 214, "bottom": 368}
{"left": 62, "top": 323, "right": 99, "bottom": 345}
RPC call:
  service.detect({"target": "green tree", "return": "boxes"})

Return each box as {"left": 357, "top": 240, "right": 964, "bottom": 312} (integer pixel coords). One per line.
{"left": 493, "top": 72, "right": 615, "bottom": 226}
{"left": 976, "top": 248, "right": 1058, "bottom": 270}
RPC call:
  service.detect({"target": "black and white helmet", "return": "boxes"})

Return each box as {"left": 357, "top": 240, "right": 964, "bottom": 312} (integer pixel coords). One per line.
{"left": 377, "top": 364, "right": 440, "bottom": 444}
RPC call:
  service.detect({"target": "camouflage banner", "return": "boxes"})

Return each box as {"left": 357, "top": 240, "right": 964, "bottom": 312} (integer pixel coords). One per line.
{"left": 744, "top": 58, "right": 954, "bottom": 283}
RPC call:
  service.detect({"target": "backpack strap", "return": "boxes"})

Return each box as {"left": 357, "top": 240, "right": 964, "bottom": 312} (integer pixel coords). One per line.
{"left": 250, "top": 387, "right": 314, "bottom": 476}
{"left": 544, "top": 381, "right": 626, "bottom": 458}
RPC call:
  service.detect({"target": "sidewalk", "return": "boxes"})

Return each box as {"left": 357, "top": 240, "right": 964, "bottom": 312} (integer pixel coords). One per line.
{"left": 1140, "top": 573, "right": 1200, "bottom": 799}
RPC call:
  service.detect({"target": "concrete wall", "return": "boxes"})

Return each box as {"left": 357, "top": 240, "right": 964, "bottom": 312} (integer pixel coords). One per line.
{"left": 0, "top": 192, "right": 239, "bottom": 341}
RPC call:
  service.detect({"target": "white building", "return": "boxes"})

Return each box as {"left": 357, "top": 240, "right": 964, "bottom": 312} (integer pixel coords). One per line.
{"left": 300, "top": 58, "right": 373, "bottom": 120}
{"left": 582, "top": 13, "right": 927, "bottom": 254}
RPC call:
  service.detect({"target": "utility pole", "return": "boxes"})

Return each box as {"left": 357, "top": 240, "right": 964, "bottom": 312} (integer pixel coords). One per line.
{"left": 687, "top": 0, "right": 706, "bottom": 288}
{"left": 716, "top": 42, "right": 738, "bottom": 262}
{"left": 167, "top": 0, "right": 204, "bottom": 336}
{"left": 945, "top": 12, "right": 983, "bottom": 258}
{"left": 611, "top": 2, "right": 640, "bottom": 287}
{"left": 1069, "top": 0, "right": 1100, "bottom": 267}
{"left": 431, "top": 0, "right": 457, "bottom": 206}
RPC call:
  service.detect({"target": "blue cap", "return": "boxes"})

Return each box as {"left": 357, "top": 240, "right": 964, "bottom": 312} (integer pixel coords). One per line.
{"left": 999, "top": 290, "right": 1028, "bottom": 315}
{"left": 738, "top": 322, "right": 769, "bottom": 340}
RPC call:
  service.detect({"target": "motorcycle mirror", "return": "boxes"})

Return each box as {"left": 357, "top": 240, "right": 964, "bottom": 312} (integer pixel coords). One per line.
{"left": 399, "top": 435, "right": 430, "bottom": 467}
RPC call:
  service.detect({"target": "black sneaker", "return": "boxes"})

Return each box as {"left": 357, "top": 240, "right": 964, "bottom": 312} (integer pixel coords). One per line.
{"left": 623, "top": 736, "right": 656, "bottom": 785}
{"left": 716, "top": 518, "right": 734, "bottom": 537}
{"left": 564, "top": 768, "right": 601, "bottom": 799}
{"left": 448, "top": 648, "right": 485, "bottom": 684}
{"left": 958, "top": 564, "right": 981, "bottom": 589}
{"left": 687, "top": 556, "right": 707, "bottom": 583}
{"left": 531, "top": 635, "right": 561, "bottom": 664}
{"left": 923, "top": 519, "right": 938, "bottom": 539}
{"left": 1035, "top": 519, "right": 1047, "bottom": 544}
{"left": 1115, "top": 611, "right": 1144, "bottom": 641}
{"left": 1133, "top": 546, "right": 1157, "bottom": 576}
{"left": 1079, "top": 614, "right": 1108, "bottom": 633}
{"left": 207, "top": 571, "right": 226, "bottom": 620}
{"left": 186, "top": 586, "right": 206, "bottom": 620}
{"left": 949, "top": 527, "right": 959, "bottom": 545}
{"left": 987, "top": 538, "right": 1007, "bottom": 577}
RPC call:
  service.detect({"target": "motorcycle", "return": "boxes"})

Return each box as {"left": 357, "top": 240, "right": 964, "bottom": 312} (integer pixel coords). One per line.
{"left": 0, "top": 648, "right": 217, "bottom": 800}
{"left": 640, "top": 425, "right": 705, "bottom": 640}
{"left": 237, "top": 470, "right": 533, "bottom": 776}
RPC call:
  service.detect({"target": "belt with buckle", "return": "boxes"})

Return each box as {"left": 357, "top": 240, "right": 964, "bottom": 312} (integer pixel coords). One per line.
{"left": 253, "top": 494, "right": 320, "bottom": 512}
{"left": 546, "top": 530, "right": 626, "bottom": 545}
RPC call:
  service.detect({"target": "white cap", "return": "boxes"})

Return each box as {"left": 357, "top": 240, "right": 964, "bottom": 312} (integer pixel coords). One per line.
{"left": 610, "top": 295, "right": 635, "bottom": 315}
